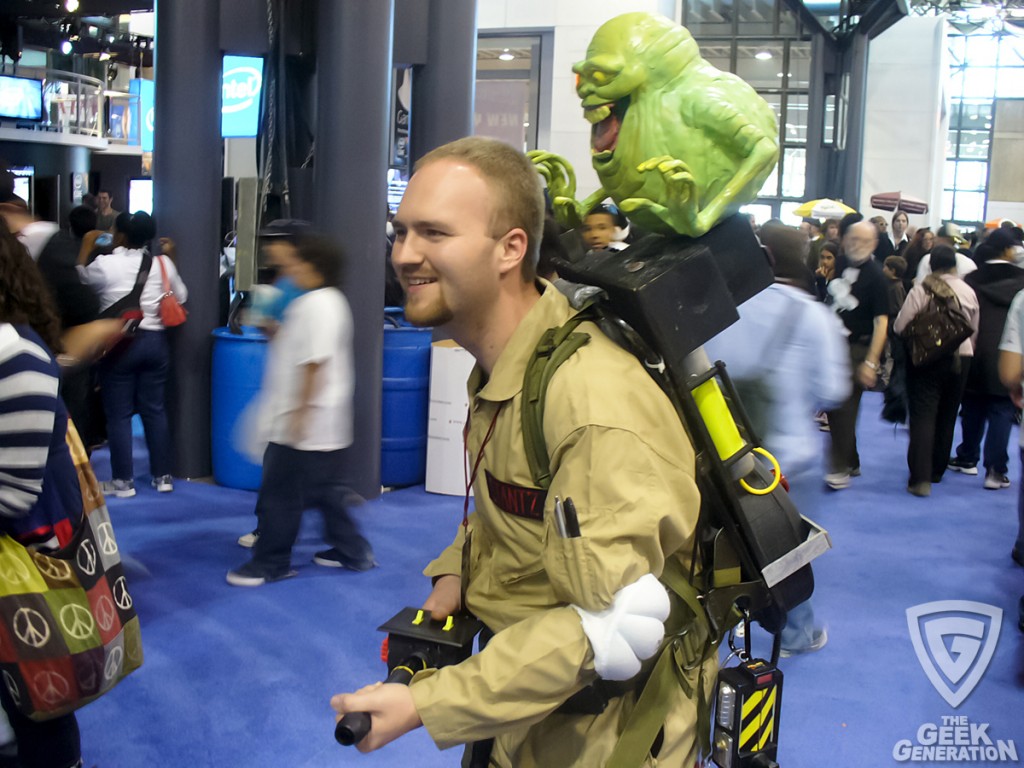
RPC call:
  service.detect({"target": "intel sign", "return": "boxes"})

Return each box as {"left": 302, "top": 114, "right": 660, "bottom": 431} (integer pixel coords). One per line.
{"left": 222, "top": 55, "right": 263, "bottom": 138}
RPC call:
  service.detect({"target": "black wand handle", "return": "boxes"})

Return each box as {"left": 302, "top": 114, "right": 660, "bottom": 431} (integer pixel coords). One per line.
{"left": 335, "top": 657, "right": 424, "bottom": 746}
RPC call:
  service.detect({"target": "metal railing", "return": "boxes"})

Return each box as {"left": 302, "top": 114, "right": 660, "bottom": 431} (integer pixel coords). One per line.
{"left": 3, "top": 67, "right": 140, "bottom": 146}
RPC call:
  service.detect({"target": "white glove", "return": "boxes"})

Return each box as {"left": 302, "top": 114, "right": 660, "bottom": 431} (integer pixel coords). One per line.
{"left": 572, "top": 573, "right": 670, "bottom": 681}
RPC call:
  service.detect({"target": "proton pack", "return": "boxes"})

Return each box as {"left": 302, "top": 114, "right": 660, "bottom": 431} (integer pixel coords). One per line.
{"left": 523, "top": 213, "right": 831, "bottom": 765}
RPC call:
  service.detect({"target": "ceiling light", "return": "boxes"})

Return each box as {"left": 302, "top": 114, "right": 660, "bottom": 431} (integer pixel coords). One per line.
{"left": 99, "top": 50, "right": 111, "bottom": 61}
{"left": 498, "top": 48, "right": 514, "bottom": 62}
{"left": 65, "top": 0, "right": 80, "bottom": 11}
{"left": 61, "top": 39, "right": 73, "bottom": 55}
{"left": 755, "top": 50, "right": 773, "bottom": 60}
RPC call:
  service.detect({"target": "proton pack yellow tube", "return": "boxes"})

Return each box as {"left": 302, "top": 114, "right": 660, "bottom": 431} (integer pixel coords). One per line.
{"left": 692, "top": 377, "right": 746, "bottom": 462}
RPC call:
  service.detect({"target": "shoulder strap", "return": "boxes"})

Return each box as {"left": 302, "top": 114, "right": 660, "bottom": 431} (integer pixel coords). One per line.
{"left": 521, "top": 306, "right": 595, "bottom": 490}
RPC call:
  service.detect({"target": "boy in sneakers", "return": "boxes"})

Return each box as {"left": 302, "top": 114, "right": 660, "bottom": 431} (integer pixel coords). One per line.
{"left": 226, "top": 233, "right": 375, "bottom": 587}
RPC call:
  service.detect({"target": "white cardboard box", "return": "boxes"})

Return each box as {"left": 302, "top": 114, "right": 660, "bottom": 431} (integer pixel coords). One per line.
{"left": 426, "top": 340, "right": 477, "bottom": 496}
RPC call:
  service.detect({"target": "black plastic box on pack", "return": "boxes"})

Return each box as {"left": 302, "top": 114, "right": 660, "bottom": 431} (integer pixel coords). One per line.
{"left": 724, "top": 461, "right": 815, "bottom": 631}
{"left": 554, "top": 213, "right": 773, "bottom": 374}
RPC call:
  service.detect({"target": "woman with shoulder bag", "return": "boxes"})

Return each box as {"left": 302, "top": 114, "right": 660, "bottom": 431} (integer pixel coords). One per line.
{"left": 894, "top": 245, "right": 980, "bottom": 497}
{"left": 78, "top": 212, "right": 188, "bottom": 498}
{"left": 0, "top": 222, "right": 85, "bottom": 768}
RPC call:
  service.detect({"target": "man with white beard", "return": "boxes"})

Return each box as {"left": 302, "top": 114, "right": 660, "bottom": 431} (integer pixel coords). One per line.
{"left": 825, "top": 220, "right": 890, "bottom": 489}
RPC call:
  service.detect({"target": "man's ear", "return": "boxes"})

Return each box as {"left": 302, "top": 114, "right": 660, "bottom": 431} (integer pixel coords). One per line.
{"left": 496, "top": 227, "right": 529, "bottom": 277}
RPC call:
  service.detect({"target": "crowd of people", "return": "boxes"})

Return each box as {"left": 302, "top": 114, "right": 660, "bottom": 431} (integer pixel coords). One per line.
{"left": 0, "top": 167, "right": 187, "bottom": 767}
{"left": 3, "top": 141, "right": 1023, "bottom": 766}
{"left": 795, "top": 208, "right": 1024, "bottom": 506}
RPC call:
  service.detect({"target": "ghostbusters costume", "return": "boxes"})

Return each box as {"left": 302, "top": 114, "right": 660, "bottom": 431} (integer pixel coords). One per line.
{"left": 408, "top": 282, "right": 717, "bottom": 767}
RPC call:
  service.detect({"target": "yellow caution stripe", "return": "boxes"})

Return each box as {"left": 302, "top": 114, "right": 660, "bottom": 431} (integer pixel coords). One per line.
{"left": 739, "top": 686, "right": 777, "bottom": 749}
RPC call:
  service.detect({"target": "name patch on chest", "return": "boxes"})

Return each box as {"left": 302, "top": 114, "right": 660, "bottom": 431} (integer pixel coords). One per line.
{"left": 485, "top": 470, "right": 546, "bottom": 522}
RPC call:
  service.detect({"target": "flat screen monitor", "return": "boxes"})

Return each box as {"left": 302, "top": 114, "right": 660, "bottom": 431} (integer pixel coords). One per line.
{"left": 387, "top": 169, "right": 408, "bottom": 214}
{"left": 222, "top": 55, "right": 263, "bottom": 138}
{"left": 9, "top": 166, "right": 33, "bottom": 207}
{"left": 128, "top": 178, "right": 153, "bottom": 215}
{"left": 0, "top": 75, "right": 44, "bottom": 122}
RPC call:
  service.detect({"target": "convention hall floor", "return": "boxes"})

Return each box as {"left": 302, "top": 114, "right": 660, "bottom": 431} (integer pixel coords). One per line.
{"left": 75, "top": 392, "right": 1022, "bottom": 767}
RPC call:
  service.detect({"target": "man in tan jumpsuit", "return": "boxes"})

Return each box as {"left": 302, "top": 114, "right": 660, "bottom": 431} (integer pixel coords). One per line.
{"left": 332, "top": 137, "right": 715, "bottom": 767}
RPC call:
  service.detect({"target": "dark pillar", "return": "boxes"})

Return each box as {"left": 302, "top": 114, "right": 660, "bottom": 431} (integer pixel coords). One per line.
{"left": 410, "top": 0, "right": 477, "bottom": 165}
{"left": 153, "top": 0, "right": 221, "bottom": 478}
{"left": 839, "top": 33, "right": 870, "bottom": 208}
{"left": 314, "top": 0, "right": 394, "bottom": 499}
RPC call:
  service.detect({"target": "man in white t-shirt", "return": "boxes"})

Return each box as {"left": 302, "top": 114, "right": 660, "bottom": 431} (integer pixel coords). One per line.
{"left": 227, "top": 234, "right": 375, "bottom": 587}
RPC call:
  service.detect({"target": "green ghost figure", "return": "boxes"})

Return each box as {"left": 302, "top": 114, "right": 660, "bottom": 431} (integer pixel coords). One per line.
{"left": 530, "top": 12, "right": 779, "bottom": 238}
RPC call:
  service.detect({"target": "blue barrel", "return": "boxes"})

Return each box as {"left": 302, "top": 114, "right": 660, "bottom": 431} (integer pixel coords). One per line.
{"left": 381, "top": 308, "right": 431, "bottom": 487}
{"left": 211, "top": 327, "right": 268, "bottom": 490}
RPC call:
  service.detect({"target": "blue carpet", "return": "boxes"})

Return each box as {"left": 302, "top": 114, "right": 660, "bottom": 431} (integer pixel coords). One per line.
{"left": 76, "top": 393, "right": 1022, "bottom": 767}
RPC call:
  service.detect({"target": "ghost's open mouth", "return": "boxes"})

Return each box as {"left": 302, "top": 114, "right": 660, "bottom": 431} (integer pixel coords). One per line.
{"left": 587, "top": 97, "right": 629, "bottom": 160}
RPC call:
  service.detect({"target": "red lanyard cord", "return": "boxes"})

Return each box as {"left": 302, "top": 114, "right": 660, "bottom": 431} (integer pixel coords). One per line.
{"left": 462, "top": 403, "right": 502, "bottom": 528}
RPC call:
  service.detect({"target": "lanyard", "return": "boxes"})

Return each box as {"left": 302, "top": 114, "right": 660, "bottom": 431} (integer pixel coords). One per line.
{"left": 462, "top": 402, "right": 502, "bottom": 528}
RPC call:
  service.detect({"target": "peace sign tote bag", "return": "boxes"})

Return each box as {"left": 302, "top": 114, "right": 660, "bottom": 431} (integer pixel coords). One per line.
{"left": 0, "top": 421, "right": 143, "bottom": 721}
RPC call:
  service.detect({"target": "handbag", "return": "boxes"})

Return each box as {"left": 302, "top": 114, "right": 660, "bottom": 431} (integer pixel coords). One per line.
{"left": 157, "top": 256, "right": 188, "bottom": 327}
{"left": 0, "top": 421, "right": 143, "bottom": 721}
{"left": 98, "top": 251, "right": 152, "bottom": 320}
{"left": 903, "top": 276, "right": 974, "bottom": 367}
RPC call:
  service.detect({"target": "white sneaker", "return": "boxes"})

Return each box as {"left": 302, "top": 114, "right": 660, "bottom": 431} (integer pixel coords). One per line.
{"left": 151, "top": 474, "right": 174, "bottom": 492}
{"left": 237, "top": 530, "right": 260, "bottom": 548}
{"left": 824, "top": 472, "right": 850, "bottom": 491}
{"left": 983, "top": 471, "right": 1011, "bottom": 490}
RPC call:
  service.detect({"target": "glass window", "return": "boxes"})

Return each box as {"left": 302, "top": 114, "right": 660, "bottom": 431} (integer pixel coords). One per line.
{"left": 944, "top": 159, "right": 959, "bottom": 189}
{"left": 740, "top": 202, "right": 774, "bottom": 227}
{"left": 477, "top": 36, "right": 542, "bottom": 150}
{"left": 954, "top": 160, "right": 988, "bottom": 191}
{"left": 785, "top": 93, "right": 808, "bottom": 143}
{"left": 963, "top": 67, "right": 997, "bottom": 97}
{"left": 999, "top": 34, "right": 1024, "bottom": 66}
{"left": 736, "top": 42, "right": 785, "bottom": 89}
{"left": 948, "top": 36, "right": 967, "bottom": 67}
{"left": 760, "top": 160, "right": 780, "bottom": 197}
{"left": 957, "top": 130, "right": 990, "bottom": 159}
{"left": 737, "top": 0, "right": 774, "bottom": 35}
{"left": 781, "top": 147, "right": 805, "bottom": 197}
{"left": 823, "top": 94, "right": 836, "bottom": 145}
{"left": 952, "top": 191, "right": 986, "bottom": 223}
{"left": 788, "top": 42, "right": 812, "bottom": 89}
{"left": 701, "top": 43, "right": 732, "bottom": 73}
{"left": 965, "top": 35, "right": 999, "bottom": 67}
{"left": 685, "top": 0, "right": 733, "bottom": 36}
{"left": 778, "top": 6, "right": 798, "bottom": 35}
{"left": 780, "top": 200, "right": 803, "bottom": 226}
{"left": 761, "top": 92, "right": 782, "bottom": 136}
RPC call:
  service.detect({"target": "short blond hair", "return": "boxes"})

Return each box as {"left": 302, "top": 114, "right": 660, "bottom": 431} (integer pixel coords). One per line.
{"left": 416, "top": 137, "right": 544, "bottom": 280}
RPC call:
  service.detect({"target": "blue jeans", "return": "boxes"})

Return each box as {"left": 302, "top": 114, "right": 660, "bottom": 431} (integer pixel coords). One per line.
{"left": 250, "top": 443, "right": 374, "bottom": 575}
{"left": 956, "top": 391, "right": 1016, "bottom": 474}
{"left": 778, "top": 466, "right": 824, "bottom": 650}
{"left": 98, "top": 330, "right": 173, "bottom": 481}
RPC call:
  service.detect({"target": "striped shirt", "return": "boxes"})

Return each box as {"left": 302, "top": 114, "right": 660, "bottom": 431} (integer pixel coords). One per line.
{"left": 0, "top": 323, "right": 59, "bottom": 518}
{"left": 0, "top": 324, "right": 80, "bottom": 548}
